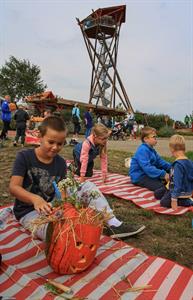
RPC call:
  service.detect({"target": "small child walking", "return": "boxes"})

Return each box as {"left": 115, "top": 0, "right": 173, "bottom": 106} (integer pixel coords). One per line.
{"left": 160, "top": 135, "right": 193, "bottom": 210}
{"left": 13, "top": 103, "right": 29, "bottom": 146}
{"left": 73, "top": 123, "right": 110, "bottom": 183}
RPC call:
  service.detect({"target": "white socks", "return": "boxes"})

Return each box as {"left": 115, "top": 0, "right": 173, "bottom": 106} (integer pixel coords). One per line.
{"left": 107, "top": 217, "right": 122, "bottom": 227}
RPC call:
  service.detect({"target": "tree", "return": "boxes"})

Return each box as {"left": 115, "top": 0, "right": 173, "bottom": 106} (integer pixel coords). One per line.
{"left": 0, "top": 56, "right": 47, "bottom": 99}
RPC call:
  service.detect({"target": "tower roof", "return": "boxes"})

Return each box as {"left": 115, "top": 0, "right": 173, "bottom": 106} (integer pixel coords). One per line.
{"left": 80, "top": 5, "right": 126, "bottom": 25}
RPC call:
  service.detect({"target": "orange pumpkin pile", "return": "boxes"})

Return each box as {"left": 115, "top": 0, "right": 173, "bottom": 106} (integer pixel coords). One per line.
{"left": 46, "top": 203, "right": 103, "bottom": 275}
{"left": 31, "top": 116, "right": 44, "bottom": 122}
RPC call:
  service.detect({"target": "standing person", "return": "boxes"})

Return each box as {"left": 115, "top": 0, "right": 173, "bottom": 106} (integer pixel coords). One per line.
{"left": 0, "top": 95, "right": 11, "bottom": 141}
{"left": 184, "top": 115, "right": 190, "bottom": 128}
{"left": 97, "top": 115, "right": 102, "bottom": 124}
{"left": 127, "top": 110, "right": 135, "bottom": 140}
{"left": 13, "top": 103, "right": 30, "bottom": 147}
{"left": 9, "top": 116, "right": 145, "bottom": 240}
{"left": 70, "top": 103, "right": 81, "bottom": 144}
{"left": 160, "top": 135, "right": 193, "bottom": 209}
{"left": 131, "top": 121, "right": 138, "bottom": 139}
{"left": 84, "top": 107, "right": 93, "bottom": 138}
{"left": 129, "top": 127, "right": 171, "bottom": 198}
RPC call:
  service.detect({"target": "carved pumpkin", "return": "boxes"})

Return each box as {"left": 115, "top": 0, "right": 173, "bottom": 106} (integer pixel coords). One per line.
{"left": 9, "top": 102, "right": 17, "bottom": 111}
{"left": 46, "top": 204, "right": 102, "bottom": 274}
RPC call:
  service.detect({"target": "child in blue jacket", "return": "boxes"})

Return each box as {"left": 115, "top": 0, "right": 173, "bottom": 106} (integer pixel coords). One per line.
{"left": 160, "top": 135, "right": 193, "bottom": 209}
{"left": 129, "top": 127, "right": 171, "bottom": 197}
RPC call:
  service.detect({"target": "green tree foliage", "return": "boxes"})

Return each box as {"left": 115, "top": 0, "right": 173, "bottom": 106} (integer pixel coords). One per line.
{"left": 135, "top": 111, "right": 174, "bottom": 130}
{"left": 0, "top": 56, "right": 47, "bottom": 99}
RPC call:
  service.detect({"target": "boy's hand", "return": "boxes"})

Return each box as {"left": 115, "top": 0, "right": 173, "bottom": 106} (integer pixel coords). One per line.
{"left": 164, "top": 173, "right": 170, "bottom": 182}
{"left": 79, "top": 176, "right": 86, "bottom": 183}
{"left": 33, "top": 195, "right": 52, "bottom": 215}
{"left": 171, "top": 198, "right": 178, "bottom": 210}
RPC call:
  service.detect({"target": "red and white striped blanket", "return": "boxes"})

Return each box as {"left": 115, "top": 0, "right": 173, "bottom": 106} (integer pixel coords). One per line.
{"left": 25, "top": 129, "right": 40, "bottom": 145}
{"left": 0, "top": 208, "right": 192, "bottom": 300}
{"left": 88, "top": 170, "right": 193, "bottom": 216}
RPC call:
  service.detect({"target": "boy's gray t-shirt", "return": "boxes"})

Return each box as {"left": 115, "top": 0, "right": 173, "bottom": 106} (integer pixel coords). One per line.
{"left": 12, "top": 149, "right": 67, "bottom": 220}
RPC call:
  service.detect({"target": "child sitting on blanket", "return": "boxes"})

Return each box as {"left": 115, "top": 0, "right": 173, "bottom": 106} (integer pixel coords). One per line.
{"left": 9, "top": 116, "right": 145, "bottom": 241}
{"left": 160, "top": 135, "right": 193, "bottom": 210}
{"left": 73, "top": 123, "right": 110, "bottom": 183}
{"left": 129, "top": 127, "right": 171, "bottom": 198}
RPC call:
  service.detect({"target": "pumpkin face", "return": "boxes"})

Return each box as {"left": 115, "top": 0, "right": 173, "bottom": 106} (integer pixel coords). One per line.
{"left": 46, "top": 204, "right": 102, "bottom": 274}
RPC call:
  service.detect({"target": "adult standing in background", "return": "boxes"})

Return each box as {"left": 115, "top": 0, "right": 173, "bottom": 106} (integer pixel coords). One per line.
{"left": 84, "top": 107, "right": 93, "bottom": 138}
{"left": 184, "top": 115, "right": 190, "bottom": 128}
{"left": 70, "top": 103, "right": 81, "bottom": 145}
{"left": 13, "top": 103, "right": 29, "bottom": 147}
{"left": 0, "top": 95, "right": 11, "bottom": 141}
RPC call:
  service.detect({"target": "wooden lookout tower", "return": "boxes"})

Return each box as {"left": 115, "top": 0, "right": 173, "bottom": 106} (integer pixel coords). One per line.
{"left": 77, "top": 5, "right": 133, "bottom": 112}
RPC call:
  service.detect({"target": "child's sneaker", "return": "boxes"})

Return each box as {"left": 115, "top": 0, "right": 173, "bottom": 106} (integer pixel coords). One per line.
{"left": 103, "top": 223, "right": 145, "bottom": 239}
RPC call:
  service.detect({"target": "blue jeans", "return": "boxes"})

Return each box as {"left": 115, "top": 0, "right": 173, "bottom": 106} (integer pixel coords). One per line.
{"left": 85, "top": 127, "right": 92, "bottom": 138}
{"left": 160, "top": 190, "right": 193, "bottom": 208}
{"left": 136, "top": 175, "right": 167, "bottom": 200}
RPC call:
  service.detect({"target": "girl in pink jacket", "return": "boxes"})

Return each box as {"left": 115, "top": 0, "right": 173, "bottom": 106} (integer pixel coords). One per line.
{"left": 73, "top": 123, "right": 110, "bottom": 183}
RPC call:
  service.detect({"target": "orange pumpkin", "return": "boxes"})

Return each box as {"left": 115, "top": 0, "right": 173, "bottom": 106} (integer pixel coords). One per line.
{"left": 9, "top": 102, "right": 17, "bottom": 111}
{"left": 31, "top": 117, "right": 44, "bottom": 122}
{"left": 46, "top": 204, "right": 102, "bottom": 274}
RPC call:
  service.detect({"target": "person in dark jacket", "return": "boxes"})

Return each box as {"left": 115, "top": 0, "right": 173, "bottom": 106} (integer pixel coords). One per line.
{"left": 13, "top": 103, "right": 29, "bottom": 146}
{"left": 129, "top": 127, "right": 171, "bottom": 198}
{"left": 0, "top": 95, "right": 11, "bottom": 140}
{"left": 160, "top": 135, "right": 193, "bottom": 209}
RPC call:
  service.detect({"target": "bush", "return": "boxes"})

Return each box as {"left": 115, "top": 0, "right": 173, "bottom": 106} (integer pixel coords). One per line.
{"left": 134, "top": 112, "right": 174, "bottom": 130}
{"left": 158, "top": 126, "right": 175, "bottom": 137}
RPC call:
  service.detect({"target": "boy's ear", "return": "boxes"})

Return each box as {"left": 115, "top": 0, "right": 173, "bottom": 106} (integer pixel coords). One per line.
{"left": 143, "top": 136, "right": 148, "bottom": 142}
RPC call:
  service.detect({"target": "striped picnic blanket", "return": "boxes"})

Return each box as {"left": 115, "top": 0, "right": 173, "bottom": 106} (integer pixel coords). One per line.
{"left": 25, "top": 129, "right": 40, "bottom": 145}
{"left": 0, "top": 208, "right": 193, "bottom": 300}
{"left": 88, "top": 170, "right": 193, "bottom": 216}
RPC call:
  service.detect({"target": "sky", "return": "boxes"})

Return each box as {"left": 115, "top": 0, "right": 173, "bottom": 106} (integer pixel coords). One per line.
{"left": 0, "top": 0, "right": 192, "bottom": 121}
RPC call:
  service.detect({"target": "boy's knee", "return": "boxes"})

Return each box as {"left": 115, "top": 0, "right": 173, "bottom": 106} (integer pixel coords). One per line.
{"left": 154, "top": 186, "right": 166, "bottom": 200}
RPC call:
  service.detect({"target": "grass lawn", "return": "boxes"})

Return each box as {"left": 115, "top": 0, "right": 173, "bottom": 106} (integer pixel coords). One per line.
{"left": 0, "top": 141, "right": 193, "bottom": 270}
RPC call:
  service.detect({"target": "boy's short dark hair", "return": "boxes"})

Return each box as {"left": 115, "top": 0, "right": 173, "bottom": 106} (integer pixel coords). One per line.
{"left": 39, "top": 116, "right": 66, "bottom": 137}
{"left": 140, "top": 126, "right": 156, "bottom": 142}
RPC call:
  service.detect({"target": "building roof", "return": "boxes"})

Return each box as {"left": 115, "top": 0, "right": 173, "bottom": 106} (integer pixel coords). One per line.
{"left": 26, "top": 91, "right": 56, "bottom": 102}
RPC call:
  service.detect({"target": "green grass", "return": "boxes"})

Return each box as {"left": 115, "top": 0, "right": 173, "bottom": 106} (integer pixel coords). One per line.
{"left": 0, "top": 141, "right": 193, "bottom": 270}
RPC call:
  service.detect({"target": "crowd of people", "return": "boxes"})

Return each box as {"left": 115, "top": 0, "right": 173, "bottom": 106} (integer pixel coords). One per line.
{"left": 0, "top": 96, "right": 145, "bottom": 147}
{"left": 69, "top": 103, "right": 140, "bottom": 145}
